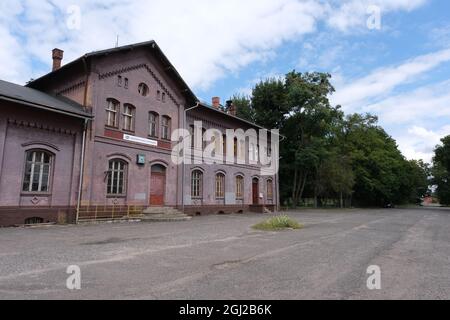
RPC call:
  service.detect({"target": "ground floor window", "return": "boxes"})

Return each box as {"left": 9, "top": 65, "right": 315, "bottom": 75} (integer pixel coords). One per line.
{"left": 191, "top": 170, "right": 203, "bottom": 198}
{"left": 215, "top": 173, "right": 225, "bottom": 199}
{"left": 107, "top": 159, "right": 127, "bottom": 196}
{"left": 267, "top": 179, "right": 274, "bottom": 200}
{"left": 22, "top": 150, "right": 52, "bottom": 193}
{"left": 236, "top": 175, "right": 244, "bottom": 199}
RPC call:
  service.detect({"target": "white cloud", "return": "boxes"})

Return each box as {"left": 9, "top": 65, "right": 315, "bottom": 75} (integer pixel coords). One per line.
{"left": 0, "top": 0, "right": 429, "bottom": 89}
{"left": 331, "top": 48, "right": 450, "bottom": 111}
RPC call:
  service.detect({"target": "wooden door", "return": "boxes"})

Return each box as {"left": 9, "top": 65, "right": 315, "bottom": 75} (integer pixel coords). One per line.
{"left": 150, "top": 165, "right": 166, "bottom": 206}
{"left": 252, "top": 178, "right": 259, "bottom": 205}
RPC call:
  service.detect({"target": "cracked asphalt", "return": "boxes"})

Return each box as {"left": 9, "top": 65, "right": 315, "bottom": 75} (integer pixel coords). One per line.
{"left": 1, "top": 208, "right": 449, "bottom": 300}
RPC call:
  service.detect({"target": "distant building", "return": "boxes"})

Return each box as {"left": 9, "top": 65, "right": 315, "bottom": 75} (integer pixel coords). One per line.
{"left": 0, "top": 41, "right": 279, "bottom": 227}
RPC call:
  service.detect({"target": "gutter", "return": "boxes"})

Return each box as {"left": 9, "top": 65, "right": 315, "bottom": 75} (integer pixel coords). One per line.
{"left": 0, "top": 96, "right": 92, "bottom": 120}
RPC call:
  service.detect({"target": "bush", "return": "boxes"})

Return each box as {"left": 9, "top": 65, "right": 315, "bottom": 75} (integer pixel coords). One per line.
{"left": 253, "top": 215, "right": 303, "bottom": 231}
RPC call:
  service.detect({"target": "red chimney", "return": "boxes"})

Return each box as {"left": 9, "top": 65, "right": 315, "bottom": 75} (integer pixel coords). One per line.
{"left": 52, "top": 48, "right": 64, "bottom": 71}
{"left": 212, "top": 97, "right": 221, "bottom": 109}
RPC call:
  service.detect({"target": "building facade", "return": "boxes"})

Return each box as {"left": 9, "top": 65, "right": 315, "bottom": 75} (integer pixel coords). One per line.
{"left": 0, "top": 41, "right": 279, "bottom": 227}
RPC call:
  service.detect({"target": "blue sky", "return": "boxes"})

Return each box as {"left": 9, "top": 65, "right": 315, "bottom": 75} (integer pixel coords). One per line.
{"left": 1, "top": 0, "right": 449, "bottom": 162}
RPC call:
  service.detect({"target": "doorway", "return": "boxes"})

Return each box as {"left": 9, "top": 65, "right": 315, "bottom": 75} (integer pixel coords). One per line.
{"left": 150, "top": 164, "right": 166, "bottom": 206}
{"left": 252, "top": 178, "right": 259, "bottom": 205}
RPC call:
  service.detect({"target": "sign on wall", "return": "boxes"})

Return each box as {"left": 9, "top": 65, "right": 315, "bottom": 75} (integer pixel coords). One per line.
{"left": 124, "top": 134, "right": 158, "bottom": 147}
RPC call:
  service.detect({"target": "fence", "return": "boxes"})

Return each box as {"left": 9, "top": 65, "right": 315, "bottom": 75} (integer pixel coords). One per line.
{"left": 76, "top": 204, "right": 146, "bottom": 222}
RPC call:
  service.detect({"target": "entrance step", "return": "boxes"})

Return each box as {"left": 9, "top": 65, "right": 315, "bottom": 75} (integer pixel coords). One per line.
{"left": 141, "top": 207, "right": 192, "bottom": 222}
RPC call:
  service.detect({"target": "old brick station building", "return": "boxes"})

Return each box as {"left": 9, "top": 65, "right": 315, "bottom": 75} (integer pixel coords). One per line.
{"left": 0, "top": 41, "right": 279, "bottom": 227}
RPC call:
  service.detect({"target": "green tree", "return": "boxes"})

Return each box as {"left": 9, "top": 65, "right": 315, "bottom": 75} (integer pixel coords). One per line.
{"left": 433, "top": 136, "right": 450, "bottom": 205}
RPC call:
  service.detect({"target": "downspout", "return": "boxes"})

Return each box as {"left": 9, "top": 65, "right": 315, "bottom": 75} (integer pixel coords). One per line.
{"left": 76, "top": 119, "right": 88, "bottom": 223}
{"left": 76, "top": 56, "right": 90, "bottom": 224}
{"left": 182, "top": 102, "right": 200, "bottom": 214}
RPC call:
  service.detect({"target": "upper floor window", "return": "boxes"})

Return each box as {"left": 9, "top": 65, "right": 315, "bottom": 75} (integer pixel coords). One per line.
{"left": 161, "top": 116, "right": 171, "bottom": 140}
{"left": 162, "top": 92, "right": 166, "bottom": 103}
{"left": 157, "top": 90, "right": 161, "bottom": 101}
{"left": 149, "top": 112, "right": 159, "bottom": 138}
{"left": 22, "top": 150, "right": 52, "bottom": 193}
{"left": 138, "top": 83, "right": 149, "bottom": 96}
{"left": 106, "top": 99, "right": 119, "bottom": 128}
{"left": 236, "top": 175, "right": 244, "bottom": 199}
{"left": 124, "top": 78, "right": 129, "bottom": 89}
{"left": 191, "top": 170, "right": 203, "bottom": 199}
{"left": 122, "top": 104, "right": 135, "bottom": 132}
{"left": 107, "top": 159, "right": 127, "bottom": 196}
{"left": 267, "top": 179, "right": 274, "bottom": 200}
{"left": 215, "top": 173, "right": 225, "bottom": 199}
{"left": 117, "top": 76, "right": 122, "bottom": 87}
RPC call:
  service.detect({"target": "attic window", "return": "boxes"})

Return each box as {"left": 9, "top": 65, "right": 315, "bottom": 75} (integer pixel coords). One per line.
{"left": 124, "top": 78, "right": 129, "bottom": 89}
{"left": 162, "top": 92, "right": 166, "bottom": 103}
{"left": 138, "top": 83, "right": 149, "bottom": 96}
{"left": 117, "top": 75, "right": 123, "bottom": 87}
{"left": 157, "top": 90, "right": 161, "bottom": 100}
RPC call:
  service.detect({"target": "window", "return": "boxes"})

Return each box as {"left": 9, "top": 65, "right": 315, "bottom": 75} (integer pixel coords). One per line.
{"left": 267, "top": 179, "right": 274, "bottom": 200}
{"left": 22, "top": 150, "right": 52, "bottom": 193}
{"left": 191, "top": 170, "right": 203, "bottom": 198}
{"left": 138, "top": 83, "right": 149, "bottom": 96}
{"left": 117, "top": 76, "right": 122, "bottom": 87}
{"left": 122, "top": 104, "right": 135, "bottom": 131}
{"left": 124, "top": 78, "right": 129, "bottom": 89}
{"left": 107, "top": 159, "right": 127, "bottom": 195}
{"left": 162, "top": 92, "right": 166, "bottom": 103}
{"left": 236, "top": 175, "right": 244, "bottom": 199}
{"left": 106, "top": 99, "right": 119, "bottom": 128}
{"left": 161, "top": 116, "right": 171, "bottom": 140}
{"left": 215, "top": 173, "right": 225, "bottom": 199}
{"left": 149, "top": 112, "right": 159, "bottom": 138}
{"left": 157, "top": 90, "right": 161, "bottom": 100}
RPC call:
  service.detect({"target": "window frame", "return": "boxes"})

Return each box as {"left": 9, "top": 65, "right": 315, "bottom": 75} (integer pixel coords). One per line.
{"left": 267, "top": 179, "right": 274, "bottom": 200}
{"left": 161, "top": 116, "right": 171, "bottom": 140}
{"left": 106, "top": 159, "right": 128, "bottom": 197}
{"left": 22, "top": 150, "right": 53, "bottom": 194}
{"left": 236, "top": 175, "right": 244, "bottom": 200}
{"left": 105, "top": 99, "right": 120, "bottom": 128}
{"left": 122, "top": 103, "right": 135, "bottom": 132}
{"left": 149, "top": 112, "right": 159, "bottom": 138}
{"left": 215, "top": 173, "right": 226, "bottom": 199}
{"left": 191, "top": 170, "right": 203, "bottom": 199}
{"left": 138, "top": 83, "right": 149, "bottom": 97}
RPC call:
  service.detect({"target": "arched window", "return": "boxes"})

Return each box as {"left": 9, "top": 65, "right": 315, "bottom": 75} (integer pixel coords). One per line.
{"left": 106, "top": 99, "right": 120, "bottom": 128}
{"left": 22, "top": 150, "right": 53, "bottom": 193}
{"left": 149, "top": 112, "right": 159, "bottom": 138}
{"left": 122, "top": 104, "right": 135, "bottom": 131}
{"left": 236, "top": 175, "right": 244, "bottom": 199}
{"left": 191, "top": 170, "right": 203, "bottom": 199}
{"left": 215, "top": 173, "right": 225, "bottom": 199}
{"left": 267, "top": 179, "right": 274, "bottom": 200}
{"left": 161, "top": 116, "right": 171, "bottom": 140}
{"left": 138, "top": 83, "right": 149, "bottom": 96}
{"left": 107, "top": 159, "right": 127, "bottom": 196}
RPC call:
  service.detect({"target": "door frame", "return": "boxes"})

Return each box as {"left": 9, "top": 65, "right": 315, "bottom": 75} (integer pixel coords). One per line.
{"left": 149, "top": 163, "right": 167, "bottom": 206}
{"left": 252, "top": 177, "right": 259, "bottom": 205}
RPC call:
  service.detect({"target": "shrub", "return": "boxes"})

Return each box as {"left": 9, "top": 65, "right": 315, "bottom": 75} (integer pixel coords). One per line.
{"left": 253, "top": 215, "right": 303, "bottom": 231}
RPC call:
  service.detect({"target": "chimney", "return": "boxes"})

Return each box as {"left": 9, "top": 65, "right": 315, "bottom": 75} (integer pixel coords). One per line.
{"left": 226, "top": 100, "right": 237, "bottom": 116}
{"left": 212, "top": 97, "right": 221, "bottom": 109}
{"left": 52, "top": 48, "right": 64, "bottom": 71}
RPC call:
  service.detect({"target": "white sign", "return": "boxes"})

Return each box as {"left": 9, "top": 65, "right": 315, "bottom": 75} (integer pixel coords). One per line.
{"left": 124, "top": 134, "right": 158, "bottom": 147}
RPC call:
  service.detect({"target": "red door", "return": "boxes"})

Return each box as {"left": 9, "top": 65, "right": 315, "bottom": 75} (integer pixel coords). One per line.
{"left": 252, "top": 178, "right": 259, "bottom": 205}
{"left": 150, "top": 165, "right": 166, "bottom": 206}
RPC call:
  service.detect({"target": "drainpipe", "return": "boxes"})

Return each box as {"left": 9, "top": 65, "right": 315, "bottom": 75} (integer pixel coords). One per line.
{"left": 182, "top": 102, "right": 200, "bottom": 214}
{"left": 76, "top": 118, "right": 89, "bottom": 224}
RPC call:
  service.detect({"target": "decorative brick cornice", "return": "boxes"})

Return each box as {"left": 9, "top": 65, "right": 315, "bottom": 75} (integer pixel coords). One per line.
{"left": 97, "top": 63, "right": 180, "bottom": 106}
{"left": 55, "top": 80, "right": 86, "bottom": 96}
{"left": 8, "top": 119, "right": 77, "bottom": 136}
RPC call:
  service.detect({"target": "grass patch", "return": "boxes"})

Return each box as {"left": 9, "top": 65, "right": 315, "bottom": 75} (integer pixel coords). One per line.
{"left": 252, "top": 215, "right": 304, "bottom": 231}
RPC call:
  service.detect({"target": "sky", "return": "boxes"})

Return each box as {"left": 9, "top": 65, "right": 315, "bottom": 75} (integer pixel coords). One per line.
{"left": 0, "top": 0, "right": 449, "bottom": 163}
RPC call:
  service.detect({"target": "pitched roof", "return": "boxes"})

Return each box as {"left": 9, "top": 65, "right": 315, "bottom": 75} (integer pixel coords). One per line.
{"left": 26, "top": 40, "right": 197, "bottom": 105}
{"left": 0, "top": 80, "right": 92, "bottom": 119}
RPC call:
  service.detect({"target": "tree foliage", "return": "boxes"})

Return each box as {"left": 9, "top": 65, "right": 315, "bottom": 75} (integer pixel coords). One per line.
{"left": 232, "top": 70, "right": 430, "bottom": 207}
